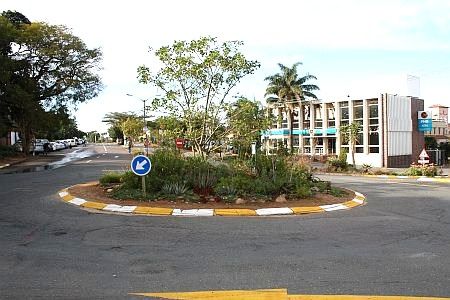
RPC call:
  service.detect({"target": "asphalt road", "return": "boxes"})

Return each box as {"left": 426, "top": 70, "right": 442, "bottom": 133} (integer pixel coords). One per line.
{"left": 0, "top": 144, "right": 449, "bottom": 299}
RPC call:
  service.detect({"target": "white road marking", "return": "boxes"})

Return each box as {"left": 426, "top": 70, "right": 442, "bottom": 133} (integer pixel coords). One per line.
{"left": 114, "top": 156, "right": 119, "bottom": 158}
{"left": 86, "top": 160, "right": 92, "bottom": 164}
{"left": 103, "top": 144, "right": 107, "bottom": 152}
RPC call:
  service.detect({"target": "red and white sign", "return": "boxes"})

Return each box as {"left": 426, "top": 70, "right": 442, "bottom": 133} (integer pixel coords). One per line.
{"left": 418, "top": 149, "right": 429, "bottom": 165}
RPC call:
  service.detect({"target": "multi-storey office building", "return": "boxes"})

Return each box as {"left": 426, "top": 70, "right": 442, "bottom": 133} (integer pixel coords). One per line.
{"left": 262, "top": 94, "right": 425, "bottom": 168}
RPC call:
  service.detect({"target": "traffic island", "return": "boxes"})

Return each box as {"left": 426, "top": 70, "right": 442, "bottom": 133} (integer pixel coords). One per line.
{"left": 58, "top": 181, "right": 366, "bottom": 217}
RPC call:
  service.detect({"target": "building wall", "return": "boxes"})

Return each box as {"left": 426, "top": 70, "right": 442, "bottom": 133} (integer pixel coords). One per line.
{"left": 385, "top": 96, "right": 424, "bottom": 168}
{"left": 263, "top": 94, "right": 423, "bottom": 168}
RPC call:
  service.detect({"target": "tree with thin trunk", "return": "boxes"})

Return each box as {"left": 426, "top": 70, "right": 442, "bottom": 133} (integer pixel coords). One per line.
{"left": 264, "top": 62, "right": 319, "bottom": 152}
{"left": 137, "top": 36, "right": 260, "bottom": 159}
{"left": 339, "top": 121, "right": 361, "bottom": 167}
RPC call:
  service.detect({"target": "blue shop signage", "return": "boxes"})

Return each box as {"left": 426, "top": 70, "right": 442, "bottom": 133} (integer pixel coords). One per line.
{"left": 418, "top": 111, "right": 432, "bottom": 132}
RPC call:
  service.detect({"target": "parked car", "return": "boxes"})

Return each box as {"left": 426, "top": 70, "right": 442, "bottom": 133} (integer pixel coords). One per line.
{"left": 13, "top": 139, "right": 47, "bottom": 154}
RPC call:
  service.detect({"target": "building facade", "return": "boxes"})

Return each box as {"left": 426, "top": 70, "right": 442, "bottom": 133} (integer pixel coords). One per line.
{"left": 262, "top": 94, "right": 424, "bottom": 168}
{"left": 425, "top": 104, "right": 449, "bottom": 144}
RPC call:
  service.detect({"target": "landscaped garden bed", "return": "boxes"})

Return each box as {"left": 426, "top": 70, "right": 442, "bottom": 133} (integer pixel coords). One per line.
{"left": 73, "top": 149, "right": 352, "bottom": 208}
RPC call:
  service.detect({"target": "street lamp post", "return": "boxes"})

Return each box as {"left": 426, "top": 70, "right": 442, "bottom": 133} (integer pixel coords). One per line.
{"left": 126, "top": 93, "right": 149, "bottom": 156}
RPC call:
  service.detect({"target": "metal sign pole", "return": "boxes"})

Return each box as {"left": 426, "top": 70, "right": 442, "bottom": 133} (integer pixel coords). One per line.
{"left": 142, "top": 176, "right": 146, "bottom": 197}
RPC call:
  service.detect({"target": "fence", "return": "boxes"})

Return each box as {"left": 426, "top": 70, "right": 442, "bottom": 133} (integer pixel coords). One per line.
{"left": 427, "top": 149, "right": 447, "bottom": 166}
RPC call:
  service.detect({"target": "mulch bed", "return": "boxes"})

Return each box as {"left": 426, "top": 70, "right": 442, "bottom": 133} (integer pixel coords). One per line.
{"left": 68, "top": 182, "right": 353, "bottom": 209}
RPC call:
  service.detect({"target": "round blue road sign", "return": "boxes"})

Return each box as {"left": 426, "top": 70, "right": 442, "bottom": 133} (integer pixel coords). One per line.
{"left": 130, "top": 155, "right": 152, "bottom": 176}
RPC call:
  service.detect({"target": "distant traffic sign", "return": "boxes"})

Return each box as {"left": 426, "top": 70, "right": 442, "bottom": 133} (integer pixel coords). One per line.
{"left": 419, "top": 149, "right": 429, "bottom": 159}
{"left": 131, "top": 155, "right": 152, "bottom": 176}
{"left": 418, "top": 149, "right": 430, "bottom": 165}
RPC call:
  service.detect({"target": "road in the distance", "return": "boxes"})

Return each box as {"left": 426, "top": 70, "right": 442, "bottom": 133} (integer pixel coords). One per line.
{"left": 0, "top": 144, "right": 449, "bottom": 299}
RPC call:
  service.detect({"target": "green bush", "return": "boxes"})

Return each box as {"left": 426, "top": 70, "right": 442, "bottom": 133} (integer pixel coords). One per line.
{"left": 329, "top": 187, "right": 346, "bottom": 197}
{"left": 406, "top": 164, "right": 439, "bottom": 177}
{"left": 120, "top": 171, "right": 140, "bottom": 189}
{"left": 99, "top": 172, "right": 123, "bottom": 186}
{"left": 294, "top": 183, "right": 313, "bottom": 198}
{"left": 111, "top": 150, "right": 341, "bottom": 202}
{"left": 326, "top": 155, "right": 348, "bottom": 172}
{"left": 0, "top": 145, "right": 18, "bottom": 159}
{"left": 161, "top": 181, "right": 189, "bottom": 195}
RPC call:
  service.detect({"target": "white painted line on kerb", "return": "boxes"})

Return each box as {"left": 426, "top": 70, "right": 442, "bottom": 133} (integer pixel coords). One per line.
{"left": 114, "top": 156, "right": 119, "bottom": 158}
{"left": 256, "top": 207, "right": 293, "bottom": 216}
{"left": 103, "top": 144, "right": 107, "bottom": 153}
{"left": 352, "top": 198, "right": 364, "bottom": 204}
{"left": 320, "top": 204, "right": 348, "bottom": 211}
{"left": 417, "top": 177, "right": 434, "bottom": 182}
{"left": 354, "top": 191, "right": 364, "bottom": 198}
{"left": 102, "top": 204, "right": 123, "bottom": 212}
{"left": 86, "top": 160, "right": 92, "bottom": 164}
{"left": 59, "top": 191, "right": 69, "bottom": 197}
{"left": 172, "top": 209, "right": 214, "bottom": 216}
{"left": 68, "top": 198, "right": 87, "bottom": 206}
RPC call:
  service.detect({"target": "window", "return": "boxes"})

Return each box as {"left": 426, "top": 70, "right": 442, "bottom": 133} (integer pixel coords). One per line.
{"left": 315, "top": 105, "right": 323, "bottom": 128}
{"left": 353, "top": 101, "right": 364, "bottom": 154}
{"left": 292, "top": 108, "right": 299, "bottom": 129}
{"left": 327, "top": 103, "right": 336, "bottom": 127}
{"left": 281, "top": 111, "right": 288, "bottom": 128}
{"left": 340, "top": 101, "right": 349, "bottom": 126}
{"left": 368, "top": 99, "right": 379, "bottom": 153}
{"left": 303, "top": 106, "right": 310, "bottom": 129}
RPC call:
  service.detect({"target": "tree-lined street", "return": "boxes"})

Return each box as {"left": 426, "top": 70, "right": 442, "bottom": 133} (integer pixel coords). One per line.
{"left": 0, "top": 145, "right": 449, "bottom": 299}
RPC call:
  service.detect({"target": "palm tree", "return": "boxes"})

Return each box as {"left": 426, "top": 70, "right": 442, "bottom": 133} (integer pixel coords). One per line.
{"left": 340, "top": 121, "right": 361, "bottom": 167}
{"left": 264, "top": 62, "right": 319, "bottom": 152}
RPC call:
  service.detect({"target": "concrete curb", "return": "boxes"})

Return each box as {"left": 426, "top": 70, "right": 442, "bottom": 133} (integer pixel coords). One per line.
{"left": 316, "top": 172, "right": 450, "bottom": 183}
{"left": 57, "top": 184, "right": 366, "bottom": 217}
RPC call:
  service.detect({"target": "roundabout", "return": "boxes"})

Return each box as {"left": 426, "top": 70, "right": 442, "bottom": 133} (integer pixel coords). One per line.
{"left": 59, "top": 182, "right": 366, "bottom": 217}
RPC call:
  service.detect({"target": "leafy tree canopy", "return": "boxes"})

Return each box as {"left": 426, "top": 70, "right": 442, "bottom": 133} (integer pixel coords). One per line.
{"left": 137, "top": 36, "right": 260, "bottom": 157}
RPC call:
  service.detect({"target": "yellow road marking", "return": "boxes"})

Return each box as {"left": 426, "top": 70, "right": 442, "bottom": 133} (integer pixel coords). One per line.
{"left": 61, "top": 194, "right": 75, "bottom": 202}
{"left": 214, "top": 209, "right": 257, "bottom": 216}
{"left": 133, "top": 206, "right": 173, "bottom": 215}
{"left": 81, "top": 201, "right": 107, "bottom": 210}
{"left": 342, "top": 201, "right": 361, "bottom": 208}
{"left": 130, "top": 289, "right": 450, "bottom": 300}
{"left": 291, "top": 206, "right": 325, "bottom": 214}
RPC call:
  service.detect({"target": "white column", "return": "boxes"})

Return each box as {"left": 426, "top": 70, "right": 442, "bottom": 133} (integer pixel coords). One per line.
{"left": 335, "top": 101, "right": 341, "bottom": 155}
{"left": 363, "top": 98, "right": 369, "bottom": 154}
{"left": 310, "top": 103, "right": 316, "bottom": 154}
{"left": 298, "top": 103, "right": 304, "bottom": 152}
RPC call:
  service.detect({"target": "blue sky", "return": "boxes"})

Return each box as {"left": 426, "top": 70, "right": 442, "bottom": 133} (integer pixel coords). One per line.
{"left": 2, "top": 0, "right": 450, "bottom": 132}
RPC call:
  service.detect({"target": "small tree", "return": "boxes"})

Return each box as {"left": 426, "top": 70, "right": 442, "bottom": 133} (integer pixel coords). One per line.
{"left": 340, "top": 122, "right": 361, "bottom": 167}
{"left": 227, "top": 97, "right": 272, "bottom": 158}
{"left": 137, "top": 36, "right": 260, "bottom": 158}
{"left": 121, "top": 117, "right": 143, "bottom": 142}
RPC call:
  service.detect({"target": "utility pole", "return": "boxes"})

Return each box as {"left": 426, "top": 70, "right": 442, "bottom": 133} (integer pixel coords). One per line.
{"left": 126, "top": 93, "right": 150, "bottom": 156}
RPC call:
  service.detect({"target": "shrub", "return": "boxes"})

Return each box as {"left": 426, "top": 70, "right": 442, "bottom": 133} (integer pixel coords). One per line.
{"left": 0, "top": 145, "right": 17, "bottom": 158}
{"left": 326, "top": 155, "right": 348, "bottom": 172}
{"left": 185, "top": 157, "right": 219, "bottom": 192}
{"left": 99, "top": 172, "right": 123, "bottom": 186}
{"left": 161, "top": 181, "right": 189, "bottom": 195}
{"left": 361, "top": 164, "right": 372, "bottom": 174}
{"left": 294, "top": 183, "right": 313, "bottom": 198}
{"left": 329, "top": 187, "right": 346, "bottom": 197}
{"left": 406, "top": 163, "right": 439, "bottom": 177}
{"left": 120, "top": 171, "right": 140, "bottom": 189}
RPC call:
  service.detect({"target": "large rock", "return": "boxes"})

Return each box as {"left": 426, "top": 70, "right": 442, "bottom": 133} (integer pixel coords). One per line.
{"left": 235, "top": 198, "right": 246, "bottom": 204}
{"left": 275, "top": 194, "right": 287, "bottom": 203}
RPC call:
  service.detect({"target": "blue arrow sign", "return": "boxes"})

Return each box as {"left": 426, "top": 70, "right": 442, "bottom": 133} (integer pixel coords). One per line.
{"left": 131, "top": 155, "right": 152, "bottom": 176}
